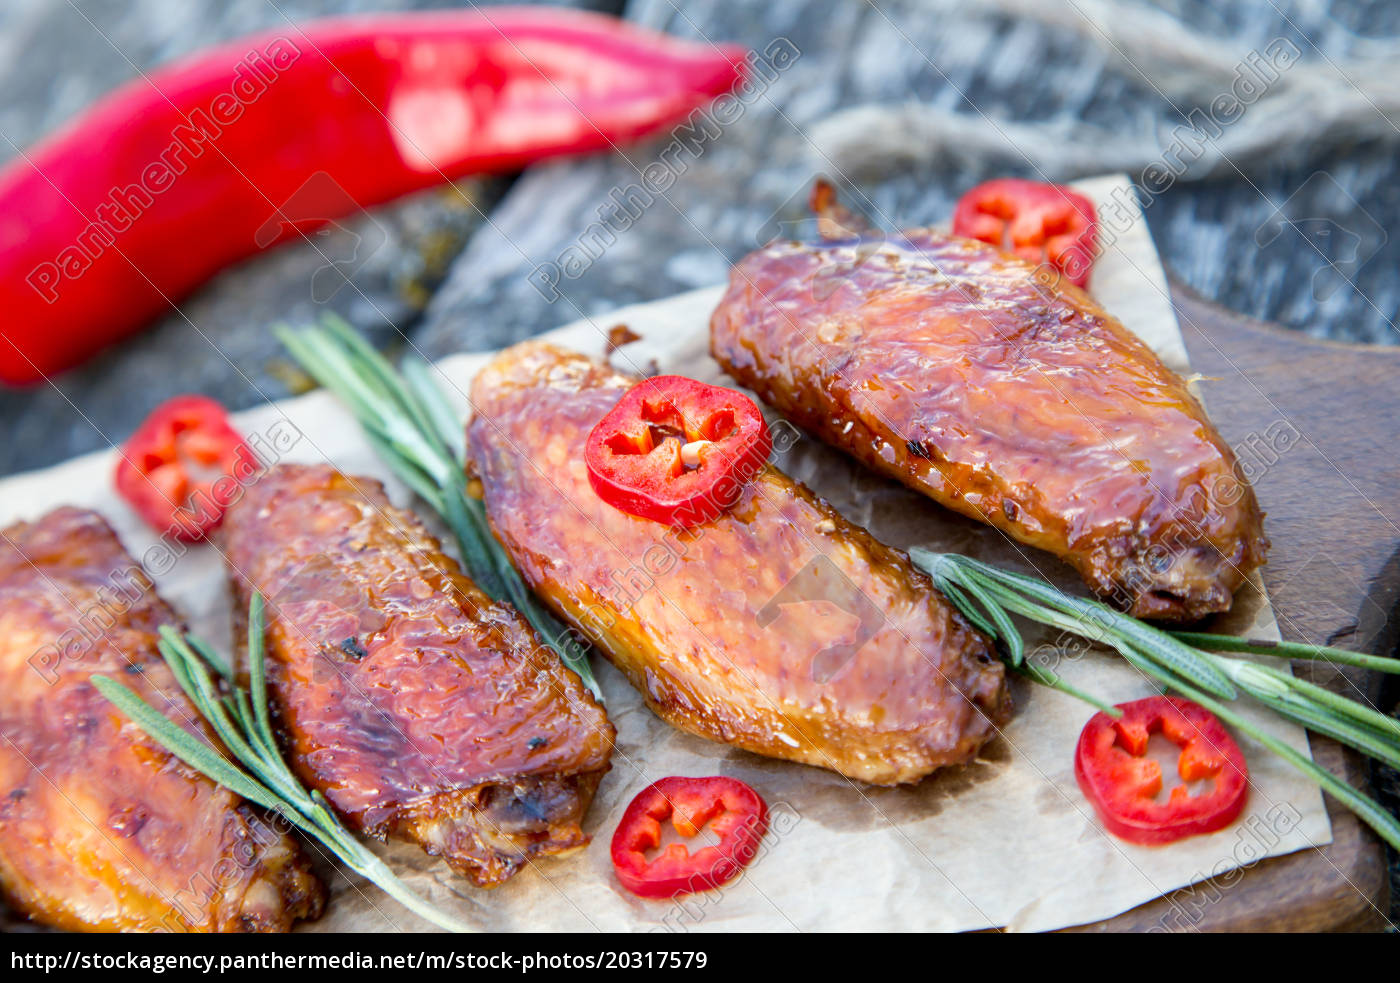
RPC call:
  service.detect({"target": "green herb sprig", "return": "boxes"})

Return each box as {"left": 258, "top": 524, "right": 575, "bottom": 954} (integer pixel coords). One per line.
{"left": 911, "top": 549, "right": 1400, "bottom": 851}
{"left": 276, "top": 316, "right": 600, "bottom": 698}
{"left": 94, "top": 594, "right": 472, "bottom": 933}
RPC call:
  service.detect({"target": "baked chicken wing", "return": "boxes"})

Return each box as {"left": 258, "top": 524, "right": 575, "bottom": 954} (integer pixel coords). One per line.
{"left": 467, "top": 342, "right": 1009, "bottom": 787}
{"left": 220, "top": 464, "right": 613, "bottom": 887}
{"left": 709, "top": 183, "right": 1267, "bottom": 621}
{"left": 0, "top": 507, "right": 323, "bottom": 932}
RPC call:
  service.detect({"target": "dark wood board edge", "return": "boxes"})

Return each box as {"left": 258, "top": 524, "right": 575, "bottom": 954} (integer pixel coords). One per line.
{"left": 1070, "top": 276, "right": 1399, "bottom": 933}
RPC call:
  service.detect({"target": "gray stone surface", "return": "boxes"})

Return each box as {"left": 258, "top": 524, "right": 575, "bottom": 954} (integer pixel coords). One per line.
{"left": 417, "top": 0, "right": 1400, "bottom": 363}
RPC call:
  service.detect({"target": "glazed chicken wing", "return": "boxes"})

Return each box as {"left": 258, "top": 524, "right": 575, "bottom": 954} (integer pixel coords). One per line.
{"left": 709, "top": 183, "right": 1267, "bottom": 621}
{"left": 0, "top": 507, "right": 323, "bottom": 932}
{"left": 220, "top": 464, "right": 613, "bottom": 887}
{"left": 467, "top": 342, "right": 1009, "bottom": 787}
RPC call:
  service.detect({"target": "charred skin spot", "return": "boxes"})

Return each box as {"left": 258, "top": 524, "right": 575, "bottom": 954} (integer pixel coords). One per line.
{"left": 339, "top": 637, "right": 369, "bottom": 661}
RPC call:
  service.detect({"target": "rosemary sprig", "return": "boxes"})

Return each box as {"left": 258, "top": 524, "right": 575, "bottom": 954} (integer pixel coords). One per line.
{"left": 94, "top": 593, "right": 473, "bottom": 932}
{"left": 276, "top": 315, "right": 601, "bottom": 698}
{"left": 910, "top": 549, "right": 1400, "bottom": 851}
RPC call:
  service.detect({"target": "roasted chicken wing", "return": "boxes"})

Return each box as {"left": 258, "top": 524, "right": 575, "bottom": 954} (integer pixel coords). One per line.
{"left": 0, "top": 507, "right": 323, "bottom": 932}
{"left": 220, "top": 464, "right": 613, "bottom": 887}
{"left": 710, "top": 182, "right": 1267, "bottom": 621}
{"left": 467, "top": 342, "right": 1009, "bottom": 786}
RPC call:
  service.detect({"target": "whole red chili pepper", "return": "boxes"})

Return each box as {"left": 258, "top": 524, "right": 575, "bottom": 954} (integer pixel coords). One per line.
{"left": 0, "top": 9, "right": 746, "bottom": 384}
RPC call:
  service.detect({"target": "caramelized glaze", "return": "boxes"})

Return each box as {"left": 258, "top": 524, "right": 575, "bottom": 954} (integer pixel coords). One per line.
{"left": 468, "top": 343, "right": 1009, "bottom": 786}
{"left": 0, "top": 507, "right": 323, "bottom": 932}
{"left": 220, "top": 465, "right": 613, "bottom": 887}
{"left": 710, "top": 187, "right": 1267, "bottom": 620}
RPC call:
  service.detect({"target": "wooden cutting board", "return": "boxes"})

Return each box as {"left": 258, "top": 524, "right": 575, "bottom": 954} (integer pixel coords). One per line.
{"left": 1071, "top": 278, "right": 1398, "bottom": 932}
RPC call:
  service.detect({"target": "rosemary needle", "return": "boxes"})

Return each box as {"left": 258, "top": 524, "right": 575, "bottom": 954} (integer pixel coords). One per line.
{"left": 95, "top": 593, "right": 473, "bottom": 932}
{"left": 1170, "top": 630, "right": 1400, "bottom": 675}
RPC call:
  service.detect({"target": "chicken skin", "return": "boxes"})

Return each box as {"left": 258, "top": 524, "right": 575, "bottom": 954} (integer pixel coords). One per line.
{"left": 0, "top": 507, "right": 323, "bottom": 932}
{"left": 467, "top": 342, "right": 1009, "bottom": 787}
{"left": 220, "top": 464, "right": 613, "bottom": 887}
{"left": 709, "top": 182, "right": 1267, "bottom": 621}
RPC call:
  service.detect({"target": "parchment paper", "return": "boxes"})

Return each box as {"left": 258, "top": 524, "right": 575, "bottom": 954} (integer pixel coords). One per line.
{"left": 0, "top": 175, "right": 1329, "bottom": 932}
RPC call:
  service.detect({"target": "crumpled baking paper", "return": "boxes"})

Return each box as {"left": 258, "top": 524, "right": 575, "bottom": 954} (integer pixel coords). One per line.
{"left": 0, "top": 174, "right": 1328, "bottom": 933}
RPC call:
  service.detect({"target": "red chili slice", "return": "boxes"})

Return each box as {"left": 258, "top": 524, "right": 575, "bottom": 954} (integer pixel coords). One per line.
{"left": 585, "top": 375, "right": 772, "bottom": 527}
{"left": 952, "top": 178, "right": 1098, "bottom": 288}
{"left": 1075, "top": 695, "right": 1249, "bottom": 846}
{"left": 610, "top": 776, "right": 768, "bottom": 899}
{"left": 114, "top": 395, "right": 259, "bottom": 542}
